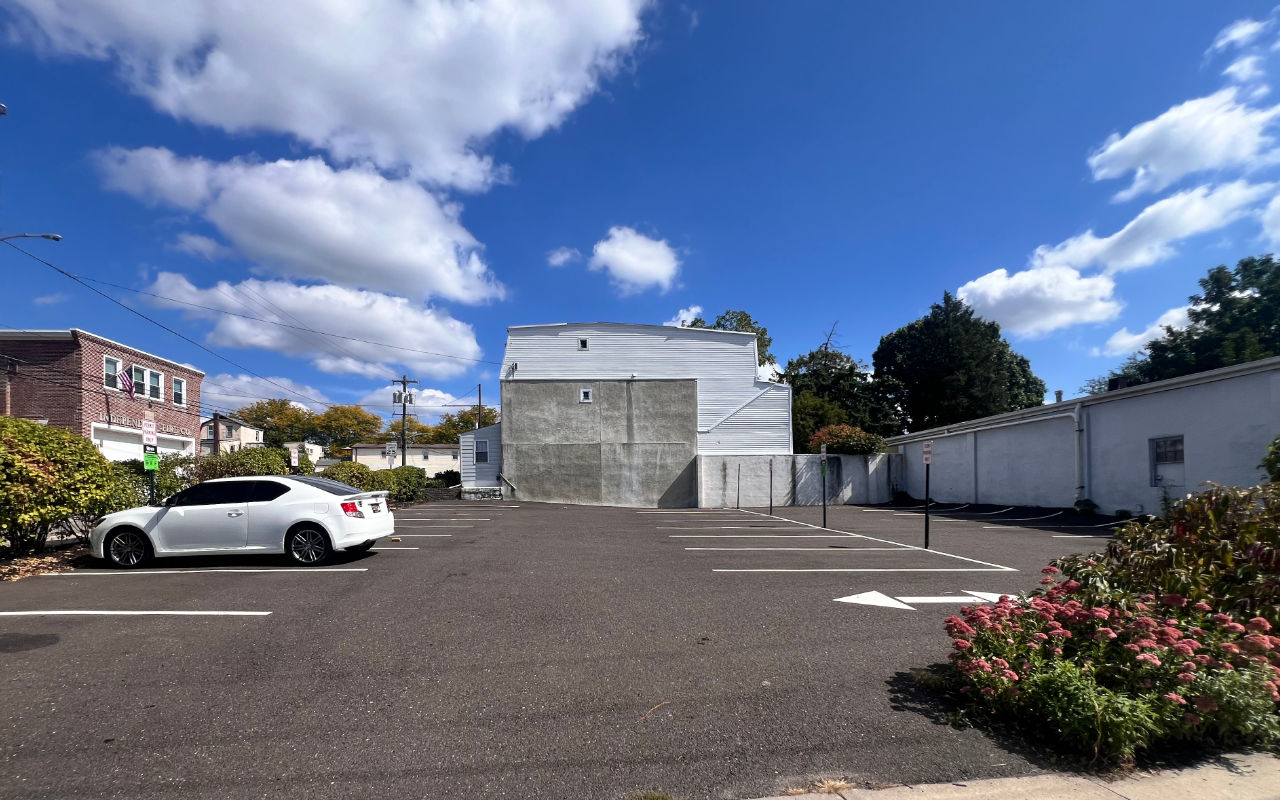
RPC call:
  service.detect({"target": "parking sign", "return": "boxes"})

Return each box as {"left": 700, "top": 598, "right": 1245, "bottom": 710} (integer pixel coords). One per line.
{"left": 922, "top": 440, "right": 933, "bottom": 465}
{"left": 142, "top": 419, "right": 157, "bottom": 447}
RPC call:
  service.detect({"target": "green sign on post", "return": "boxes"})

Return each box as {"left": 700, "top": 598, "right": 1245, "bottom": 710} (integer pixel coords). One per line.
{"left": 143, "top": 453, "right": 159, "bottom": 471}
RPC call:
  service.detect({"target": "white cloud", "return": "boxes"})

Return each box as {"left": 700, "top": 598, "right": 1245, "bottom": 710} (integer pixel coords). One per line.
{"left": 356, "top": 385, "right": 461, "bottom": 421}
{"left": 663, "top": 304, "right": 703, "bottom": 326}
{"left": 1224, "top": 55, "right": 1266, "bottom": 83}
{"left": 1087, "top": 89, "right": 1280, "bottom": 201}
{"left": 547, "top": 246, "right": 581, "bottom": 267}
{"left": 1210, "top": 18, "right": 1269, "bottom": 53}
{"left": 148, "top": 272, "right": 483, "bottom": 380}
{"left": 32, "top": 292, "right": 68, "bottom": 306}
{"left": 7, "top": 0, "right": 650, "bottom": 190}
{"left": 202, "top": 373, "right": 331, "bottom": 414}
{"left": 756, "top": 361, "right": 780, "bottom": 382}
{"left": 169, "top": 232, "right": 231, "bottom": 260}
{"left": 97, "top": 148, "right": 504, "bottom": 303}
{"left": 957, "top": 266, "right": 1122, "bottom": 338}
{"left": 1030, "top": 181, "right": 1275, "bottom": 274}
{"left": 587, "top": 226, "right": 680, "bottom": 294}
{"left": 1097, "top": 306, "right": 1191, "bottom": 357}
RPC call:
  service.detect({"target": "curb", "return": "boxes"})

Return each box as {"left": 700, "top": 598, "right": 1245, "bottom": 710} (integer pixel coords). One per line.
{"left": 747, "top": 752, "right": 1280, "bottom": 800}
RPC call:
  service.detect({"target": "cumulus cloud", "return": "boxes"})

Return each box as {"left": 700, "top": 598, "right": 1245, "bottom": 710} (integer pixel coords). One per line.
{"left": 663, "top": 304, "right": 703, "bottom": 326}
{"left": 7, "top": 0, "right": 650, "bottom": 189}
{"left": 170, "top": 232, "right": 231, "bottom": 260}
{"left": 1087, "top": 89, "right": 1280, "bottom": 201}
{"left": 202, "top": 373, "right": 331, "bottom": 414}
{"left": 587, "top": 226, "right": 680, "bottom": 294}
{"left": 1031, "top": 181, "right": 1275, "bottom": 274}
{"left": 97, "top": 148, "right": 504, "bottom": 303}
{"left": 957, "top": 266, "right": 1122, "bottom": 338}
{"left": 1097, "top": 306, "right": 1191, "bottom": 357}
{"left": 547, "top": 246, "right": 581, "bottom": 267}
{"left": 1209, "top": 18, "right": 1269, "bottom": 53}
{"left": 356, "top": 385, "right": 461, "bottom": 421}
{"left": 148, "top": 272, "right": 483, "bottom": 380}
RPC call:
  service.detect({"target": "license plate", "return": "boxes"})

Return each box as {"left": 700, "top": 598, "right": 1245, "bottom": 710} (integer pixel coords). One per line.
{"left": 371, "top": 503, "right": 381, "bottom": 512}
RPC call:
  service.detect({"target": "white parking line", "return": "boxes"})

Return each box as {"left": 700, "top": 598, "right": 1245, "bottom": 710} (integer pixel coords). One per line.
{"left": 669, "top": 534, "right": 866, "bottom": 538}
{"left": 44, "top": 568, "right": 368, "bottom": 576}
{"left": 392, "top": 534, "right": 453, "bottom": 537}
{"left": 713, "top": 568, "right": 1016, "bottom": 573}
{"left": 396, "top": 518, "right": 489, "bottom": 521}
{"left": 1052, "top": 534, "right": 1112, "bottom": 539}
{"left": 984, "top": 511, "right": 1064, "bottom": 523}
{"left": 371, "top": 547, "right": 420, "bottom": 550}
{"left": 396, "top": 525, "right": 472, "bottom": 529}
{"left": 657, "top": 525, "right": 807, "bottom": 530}
{"left": 0, "top": 610, "right": 271, "bottom": 616}
{"left": 684, "top": 547, "right": 914, "bottom": 551}
{"left": 946, "top": 506, "right": 1015, "bottom": 516}
{"left": 893, "top": 504, "right": 970, "bottom": 515}
{"left": 637, "top": 510, "right": 747, "bottom": 514}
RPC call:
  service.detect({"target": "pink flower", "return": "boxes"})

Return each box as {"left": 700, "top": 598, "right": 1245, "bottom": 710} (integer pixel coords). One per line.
{"left": 1223, "top": 622, "right": 1247, "bottom": 634}
{"left": 1041, "top": 566, "right": 1061, "bottom": 575}
{"left": 953, "top": 638, "right": 972, "bottom": 650}
{"left": 1181, "top": 661, "right": 1197, "bottom": 672}
{"left": 1039, "top": 577, "right": 1055, "bottom": 585}
{"left": 1188, "top": 628, "right": 1207, "bottom": 637}
{"left": 1247, "top": 617, "right": 1272, "bottom": 633}
{"left": 1094, "top": 628, "right": 1118, "bottom": 641}
{"left": 1172, "top": 642, "right": 1196, "bottom": 656}
{"left": 1048, "top": 629, "right": 1071, "bottom": 638}
{"left": 1193, "top": 654, "right": 1212, "bottom": 665}
{"left": 1090, "top": 608, "right": 1110, "bottom": 621}
{"left": 1212, "top": 613, "right": 1234, "bottom": 625}
{"left": 1163, "top": 692, "right": 1186, "bottom": 705}
{"left": 1136, "top": 639, "right": 1159, "bottom": 649}
{"left": 1136, "top": 653, "right": 1162, "bottom": 666}
{"left": 1123, "top": 643, "right": 1141, "bottom": 652}
{"left": 1193, "top": 602, "right": 1212, "bottom": 612}
{"left": 980, "top": 687, "right": 996, "bottom": 697}
{"left": 1162, "top": 594, "right": 1188, "bottom": 608}
{"left": 1220, "top": 642, "right": 1241, "bottom": 655}
{"left": 1000, "top": 670, "right": 1019, "bottom": 681}
{"left": 992, "top": 658, "right": 1009, "bottom": 669}
{"left": 1243, "top": 634, "right": 1273, "bottom": 653}
{"left": 1176, "top": 672, "right": 1196, "bottom": 684}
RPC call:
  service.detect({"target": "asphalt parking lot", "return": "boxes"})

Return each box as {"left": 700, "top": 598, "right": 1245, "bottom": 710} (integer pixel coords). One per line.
{"left": 0, "top": 501, "right": 1123, "bottom": 800}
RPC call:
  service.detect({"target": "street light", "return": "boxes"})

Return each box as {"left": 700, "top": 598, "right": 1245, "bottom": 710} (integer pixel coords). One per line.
{"left": 0, "top": 233, "right": 61, "bottom": 242}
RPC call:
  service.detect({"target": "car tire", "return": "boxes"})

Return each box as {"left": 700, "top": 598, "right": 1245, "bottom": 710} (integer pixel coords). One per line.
{"left": 105, "top": 527, "right": 151, "bottom": 569}
{"left": 345, "top": 541, "right": 375, "bottom": 553}
{"left": 285, "top": 525, "right": 332, "bottom": 566}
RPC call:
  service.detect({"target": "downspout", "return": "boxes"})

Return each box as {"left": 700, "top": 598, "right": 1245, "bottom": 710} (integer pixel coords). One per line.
{"left": 1073, "top": 402, "right": 1086, "bottom": 503}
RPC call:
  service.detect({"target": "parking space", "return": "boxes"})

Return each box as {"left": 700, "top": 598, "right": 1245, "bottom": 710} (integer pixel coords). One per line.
{"left": 2, "top": 500, "right": 1113, "bottom": 800}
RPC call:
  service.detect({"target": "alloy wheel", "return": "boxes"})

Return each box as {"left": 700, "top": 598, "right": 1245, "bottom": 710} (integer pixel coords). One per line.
{"left": 109, "top": 531, "right": 147, "bottom": 567}
{"left": 290, "top": 529, "right": 327, "bottom": 564}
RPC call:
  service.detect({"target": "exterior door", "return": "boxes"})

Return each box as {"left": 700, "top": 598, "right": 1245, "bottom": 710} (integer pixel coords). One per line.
{"left": 155, "top": 481, "right": 252, "bottom": 550}
{"left": 245, "top": 480, "right": 294, "bottom": 549}
{"left": 1151, "top": 436, "right": 1185, "bottom": 504}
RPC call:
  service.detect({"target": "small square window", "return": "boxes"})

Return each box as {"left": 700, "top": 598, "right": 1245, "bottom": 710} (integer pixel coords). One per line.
{"left": 577, "top": 338, "right": 589, "bottom": 350}
{"left": 1152, "top": 436, "right": 1184, "bottom": 464}
{"left": 580, "top": 388, "right": 593, "bottom": 403}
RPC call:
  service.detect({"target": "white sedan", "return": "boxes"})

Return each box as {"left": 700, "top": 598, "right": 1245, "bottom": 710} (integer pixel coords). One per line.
{"left": 90, "top": 475, "right": 395, "bottom": 568}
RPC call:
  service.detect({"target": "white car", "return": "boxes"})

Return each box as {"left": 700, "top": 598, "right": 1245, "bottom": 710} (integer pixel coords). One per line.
{"left": 90, "top": 475, "right": 395, "bottom": 568}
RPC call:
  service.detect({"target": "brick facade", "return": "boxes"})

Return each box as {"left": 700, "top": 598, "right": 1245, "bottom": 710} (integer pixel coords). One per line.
{"left": 0, "top": 329, "right": 204, "bottom": 460}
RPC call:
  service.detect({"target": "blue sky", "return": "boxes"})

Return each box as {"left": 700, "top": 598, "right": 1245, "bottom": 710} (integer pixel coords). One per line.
{"left": 2, "top": 1, "right": 1277, "bottom": 422}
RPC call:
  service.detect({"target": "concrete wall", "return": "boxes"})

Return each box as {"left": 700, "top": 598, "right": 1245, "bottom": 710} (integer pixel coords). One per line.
{"left": 697, "top": 453, "right": 894, "bottom": 508}
{"left": 500, "top": 379, "right": 698, "bottom": 507}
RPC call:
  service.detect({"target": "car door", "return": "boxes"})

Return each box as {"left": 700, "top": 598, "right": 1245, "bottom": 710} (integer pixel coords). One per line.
{"left": 154, "top": 481, "right": 252, "bottom": 551}
{"left": 245, "top": 480, "right": 294, "bottom": 550}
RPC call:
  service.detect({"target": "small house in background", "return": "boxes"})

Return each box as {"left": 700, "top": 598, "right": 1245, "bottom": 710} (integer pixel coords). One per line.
{"left": 349, "top": 442, "right": 459, "bottom": 475}
{"left": 200, "top": 416, "right": 264, "bottom": 454}
{"left": 460, "top": 423, "right": 501, "bottom": 497}
{"left": 283, "top": 441, "right": 324, "bottom": 463}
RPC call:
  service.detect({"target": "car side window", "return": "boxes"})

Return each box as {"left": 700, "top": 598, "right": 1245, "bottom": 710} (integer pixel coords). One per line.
{"left": 170, "top": 483, "right": 216, "bottom": 507}
{"left": 207, "top": 481, "right": 258, "bottom": 505}
{"left": 251, "top": 481, "right": 291, "bottom": 502}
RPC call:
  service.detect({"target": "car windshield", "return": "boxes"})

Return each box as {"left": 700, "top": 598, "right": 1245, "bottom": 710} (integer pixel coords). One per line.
{"left": 288, "top": 475, "right": 365, "bottom": 496}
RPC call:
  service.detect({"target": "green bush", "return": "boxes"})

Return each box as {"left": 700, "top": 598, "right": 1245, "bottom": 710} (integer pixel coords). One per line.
{"left": 809, "top": 424, "right": 886, "bottom": 455}
{"left": 320, "top": 461, "right": 374, "bottom": 491}
{"left": 941, "top": 483, "right": 1280, "bottom": 765}
{"left": 189, "top": 448, "right": 288, "bottom": 483}
{"left": 368, "top": 469, "right": 398, "bottom": 496}
{"left": 0, "top": 417, "right": 126, "bottom": 556}
{"left": 433, "top": 469, "right": 461, "bottom": 487}
{"left": 119, "top": 454, "right": 196, "bottom": 501}
{"left": 1263, "top": 434, "right": 1280, "bottom": 483}
{"left": 388, "top": 465, "right": 427, "bottom": 503}
{"left": 293, "top": 447, "right": 315, "bottom": 476}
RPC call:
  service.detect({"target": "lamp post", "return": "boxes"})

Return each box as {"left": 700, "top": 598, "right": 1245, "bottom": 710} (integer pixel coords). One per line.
{"left": 0, "top": 233, "right": 61, "bottom": 243}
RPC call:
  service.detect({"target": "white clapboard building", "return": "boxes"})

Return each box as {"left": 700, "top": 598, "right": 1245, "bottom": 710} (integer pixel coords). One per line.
{"left": 460, "top": 322, "right": 791, "bottom": 506}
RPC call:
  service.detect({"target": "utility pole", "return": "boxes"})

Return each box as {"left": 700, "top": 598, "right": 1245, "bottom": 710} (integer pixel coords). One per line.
{"left": 394, "top": 375, "right": 418, "bottom": 467}
{"left": 475, "top": 383, "right": 481, "bottom": 429}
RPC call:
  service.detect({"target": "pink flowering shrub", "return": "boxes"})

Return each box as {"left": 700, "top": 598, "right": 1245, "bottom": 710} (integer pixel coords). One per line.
{"left": 943, "top": 484, "right": 1280, "bottom": 763}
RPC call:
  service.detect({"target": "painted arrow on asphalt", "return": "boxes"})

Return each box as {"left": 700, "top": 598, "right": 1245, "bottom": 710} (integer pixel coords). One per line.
{"left": 833, "top": 589, "right": 1013, "bottom": 611}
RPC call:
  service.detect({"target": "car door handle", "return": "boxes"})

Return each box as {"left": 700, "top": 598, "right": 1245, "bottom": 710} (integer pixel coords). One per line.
{"left": 227, "top": 510, "right": 244, "bottom": 517}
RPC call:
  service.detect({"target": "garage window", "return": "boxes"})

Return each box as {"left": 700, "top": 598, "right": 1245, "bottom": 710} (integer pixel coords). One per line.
{"left": 475, "top": 440, "right": 489, "bottom": 464}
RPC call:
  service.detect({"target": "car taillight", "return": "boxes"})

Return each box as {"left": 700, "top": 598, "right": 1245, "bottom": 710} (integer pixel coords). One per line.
{"left": 341, "top": 502, "right": 364, "bottom": 518}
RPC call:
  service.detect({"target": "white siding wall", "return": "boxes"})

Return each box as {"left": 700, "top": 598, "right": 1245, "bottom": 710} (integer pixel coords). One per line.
{"left": 461, "top": 423, "right": 502, "bottom": 487}
{"left": 503, "top": 324, "right": 790, "bottom": 455}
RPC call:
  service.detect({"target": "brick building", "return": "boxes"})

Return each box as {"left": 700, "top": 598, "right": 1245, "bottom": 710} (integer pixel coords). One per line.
{"left": 0, "top": 329, "right": 204, "bottom": 460}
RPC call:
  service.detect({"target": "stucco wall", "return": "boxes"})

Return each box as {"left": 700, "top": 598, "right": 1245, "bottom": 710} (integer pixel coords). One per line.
{"left": 697, "top": 453, "right": 893, "bottom": 508}
{"left": 500, "top": 379, "right": 698, "bottom": 507}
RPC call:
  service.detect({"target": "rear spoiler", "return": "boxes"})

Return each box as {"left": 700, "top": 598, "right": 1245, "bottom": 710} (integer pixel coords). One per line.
{"left": 342, "top": 491, "right": 390, "bottom": 502}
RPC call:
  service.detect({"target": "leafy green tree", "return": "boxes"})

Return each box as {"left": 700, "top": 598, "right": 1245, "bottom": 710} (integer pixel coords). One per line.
{"left": 380, "top": 416, "right": 436, "bottom": 446}
{"left": 781, "top": 345, "right": 901, "bottom": 436}
{"left": 0, "top": 417, "right": 127, "bottom": 556}
{"left": 313, "top": 404, "right": 385, "bottom": 457}
{"left": 1262, "top": 434, "right": 1280, "bottom": 483}
{"left": 233, "top": 398, "right": 317, "bottom": 448}
{"left": 689, "top": 309, "right": 774, "bottom": 366}
{"left": 809, "top": 424, "right": 886, "bottom": 455}
{"left": 425, "top": 407, "right": 501, "bottom": 443}
{"left": 1087, "top": 255, "right": 1280, "bottom": 392}
{"left": 872, "top": 292, "right": 1046, "bottom": 432}
{"left": 791, "top": 392, "right": 848, "bottom": 454}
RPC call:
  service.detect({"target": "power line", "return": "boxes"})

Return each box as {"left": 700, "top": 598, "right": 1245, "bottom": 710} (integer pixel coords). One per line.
{"left": 3, "top": 240, "right": 335, "bottom": 409}
{"left": 72, "top": 273, "right": 502, "bottom": 366}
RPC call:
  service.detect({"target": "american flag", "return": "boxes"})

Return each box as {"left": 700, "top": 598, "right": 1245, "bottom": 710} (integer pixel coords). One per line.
{"left": 123, "top": 366, "right": 136, "bottom": 400}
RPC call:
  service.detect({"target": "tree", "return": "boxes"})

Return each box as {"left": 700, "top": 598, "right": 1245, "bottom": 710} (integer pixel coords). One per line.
{"left": 313, "top": 404, "right": 385, "bottom": 457}
{"left": 781, "top": 343, "right": 901, "bottom": 437}
{"left": 872, "top": 292, "right": 1046, "bottom": 432}
{"left": 689, "top": 309, "right": 774, "bottom": 366}
{"left": 809, "top": 424, "right": 886, "bottom": 455}
{"left": 1087, "top": 254, "right": 1280, "bottom": 392}
{"left": 379, "top": 416, "right": 436, "bottom": 446}
{"left": 791, "top": 392, "right": 848, "bottom": 454}
{"left": 426, "top": 407, "right": 501, "bottom": 443}
{"left": 234, "top": 398, "right": 317, "bottom": 448}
